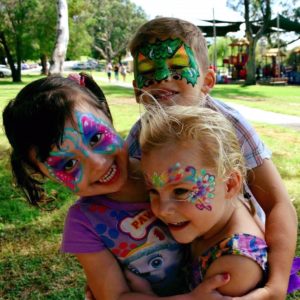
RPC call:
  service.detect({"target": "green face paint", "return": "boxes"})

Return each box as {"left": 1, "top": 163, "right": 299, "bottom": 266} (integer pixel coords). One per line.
{"left": 135, "top": 38, "right": 200, "bottom": 89}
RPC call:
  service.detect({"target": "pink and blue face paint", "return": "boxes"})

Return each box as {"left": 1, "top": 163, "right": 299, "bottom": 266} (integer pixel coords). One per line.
{"left": 45, "top": 111, "right": 124, "bottom": 192}
{"left": 151, "top": 163, "right": 216, "bottom": 211}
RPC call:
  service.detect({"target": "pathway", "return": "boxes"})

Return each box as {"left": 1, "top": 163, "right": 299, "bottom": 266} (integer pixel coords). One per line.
{"left": 99, "top": 78, "right": 300, "bottom": 131}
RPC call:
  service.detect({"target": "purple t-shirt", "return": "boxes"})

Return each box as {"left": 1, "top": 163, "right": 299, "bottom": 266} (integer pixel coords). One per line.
{"left": 61, "top": 195, "right": 189, "bottom": 296}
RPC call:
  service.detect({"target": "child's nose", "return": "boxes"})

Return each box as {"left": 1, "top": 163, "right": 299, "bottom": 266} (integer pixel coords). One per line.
{"left": 88, "top": 152, "right": 109, "bottom": 172}
{"left": 157, "top": 196, "right": 175, "bottom": 218}
{"left": 154, "top": 67, "right": 171, "bottom": 82}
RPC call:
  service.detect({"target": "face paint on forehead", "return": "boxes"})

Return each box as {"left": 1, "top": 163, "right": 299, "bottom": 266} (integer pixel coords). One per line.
{"left": 44, "top": 111, "right": 124, "bottom": 192}
{"left": 150, "top": 162, "right": 215, "bottom": 211}
{"left": 135, "top": 38, "right": 200, "bottom": 89}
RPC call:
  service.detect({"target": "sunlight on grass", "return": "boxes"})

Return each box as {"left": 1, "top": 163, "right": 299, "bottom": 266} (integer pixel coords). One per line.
{"left": 211, "top": 84, "right": 300, "bottom": 116}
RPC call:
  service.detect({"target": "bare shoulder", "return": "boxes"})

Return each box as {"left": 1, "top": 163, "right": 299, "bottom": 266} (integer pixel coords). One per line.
{"left": 204, "top": 254, "right": 264, "bottom": 297}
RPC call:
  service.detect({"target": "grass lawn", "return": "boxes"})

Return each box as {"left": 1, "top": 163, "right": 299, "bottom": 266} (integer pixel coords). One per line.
{"left": 0, "top": 75, "right": 299, "bottom": 299}
{"left": 211, "top": 83, "right": 300, "bottom": 117}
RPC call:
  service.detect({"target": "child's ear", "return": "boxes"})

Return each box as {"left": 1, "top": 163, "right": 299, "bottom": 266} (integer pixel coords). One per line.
{"left": 132, "top": 80, "right": 142, "bottom": 103}
{"left": 201, "top": 69, "right": 216, "bottom": 94}
{"left": 225, "top": 171, "right": 242, "bottom": 199}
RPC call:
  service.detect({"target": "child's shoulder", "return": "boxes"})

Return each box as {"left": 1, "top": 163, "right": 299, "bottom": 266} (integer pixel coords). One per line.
{"left": 199, "top": 233, "right": 268, "bottom": 296}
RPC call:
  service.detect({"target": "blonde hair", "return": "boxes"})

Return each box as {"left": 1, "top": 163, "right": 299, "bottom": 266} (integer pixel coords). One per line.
{"left": 140, "top": 105, "right": 246, "bottom": 182}
{"left": 129, "top": 17, "right": 209, "bottom": 74}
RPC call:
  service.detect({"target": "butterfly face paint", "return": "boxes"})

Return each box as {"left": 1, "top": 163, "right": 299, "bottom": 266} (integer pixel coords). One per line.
{"left": 150, "top": 162, "right": 215, "bottom": 211}
{"left": 135, "top": 38, "right": 200, "bottom": 89}
{"left": 45, "top": 111, "right": 124, "bottom": 192}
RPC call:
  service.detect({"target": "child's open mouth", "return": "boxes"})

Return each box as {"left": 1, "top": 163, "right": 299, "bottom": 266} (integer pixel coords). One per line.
{"left": 167, "top": 221, "right": 189, "bottom": 231}
{"left": 152, "top": 89, "right": 178, "bottom": 101}
{"left": 98, "top": 162, "right": 119, "bottom": 184}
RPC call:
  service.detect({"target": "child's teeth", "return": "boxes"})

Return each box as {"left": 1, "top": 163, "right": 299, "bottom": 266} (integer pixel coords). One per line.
{"left": 171, "top": 221, "right": 186, "bottom": 226}
{"left": 99, "top": 164, "right": 117, "bottom": 183}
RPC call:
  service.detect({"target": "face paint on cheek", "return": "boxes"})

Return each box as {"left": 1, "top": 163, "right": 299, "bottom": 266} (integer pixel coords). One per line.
{"left": 186, "top": 168, "right": 215, "bottom": 211}
{"left": 76, "top": 111, "right": 124, "bottom": 154}
{"left": 180, "top": 45, "right": 200, "bottom": 87}
{"left": 45, "top": 155, "right": 82, "bottom": 192}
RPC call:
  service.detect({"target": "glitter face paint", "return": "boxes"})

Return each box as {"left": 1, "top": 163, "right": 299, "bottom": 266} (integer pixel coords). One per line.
{"left": 135, "top": 38, "right": 200, "bottom": 89}
{"left": 45, "top": 111, "right": 124, "bottom": 191}
{"left": 150, "top": 163, "right": 215, "bottom": 211}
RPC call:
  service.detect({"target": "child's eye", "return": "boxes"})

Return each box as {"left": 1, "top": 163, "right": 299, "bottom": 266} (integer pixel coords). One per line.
{"left": 173, "top": 188, "right": 191, "bottom": 200}
{"left": 63, "top": 159, "right": 78, "bottom": 172}
{"left": 89, "top": 132, "right": 103, "bottom": 147}
{"left": 148, "top": 188, "right": 159, "bottom": 196}
{"left": 170, "top": 64, "right": 187, "bottom": 70}
{"left": 148, "top": 189, "right": 159, "bottom": 201}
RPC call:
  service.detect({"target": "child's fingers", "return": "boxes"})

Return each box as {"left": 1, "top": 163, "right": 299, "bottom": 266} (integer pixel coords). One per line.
{"left": 84, "top": 284, "right": 95, "bottom": 300}
{"left": 202, "top": 273, "right": 231, "bottom": 291}
{"left": 124, "top": 270, "right": 154, "bottom": 295}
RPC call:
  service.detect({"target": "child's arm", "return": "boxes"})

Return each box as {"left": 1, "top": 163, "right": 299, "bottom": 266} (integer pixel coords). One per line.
{"left": 77, "top": 250, "right": 232, "bottom": 300}
{"left": 243, "top": 159, "right": 297, "bottom": 299}
{"left": 204, "top": 255, "right": 264, "bottom": 297}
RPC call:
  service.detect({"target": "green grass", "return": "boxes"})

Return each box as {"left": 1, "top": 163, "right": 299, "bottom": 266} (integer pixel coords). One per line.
{"left": 0, "top": 76, "right": 299, "bottom": 299}
{"left": 211, "top": 84, "right": 300, "bottom": 116}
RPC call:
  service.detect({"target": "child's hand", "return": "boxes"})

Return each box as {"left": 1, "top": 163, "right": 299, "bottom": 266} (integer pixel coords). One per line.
{"left": 190, "top": 273, "right": 233, "bottom": 300}
{"left": 124, "top": 270, "right": 155, "bottom": 295}
{"left": 85, "top": 284, "right": 95, "bottom": 300}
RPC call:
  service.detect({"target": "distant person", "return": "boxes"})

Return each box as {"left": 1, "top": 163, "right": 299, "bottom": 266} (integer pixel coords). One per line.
{"left": 120, "top": 63, "right": 127, "bottom": 82}
{"left": 106, "top": 61, "right": 113, "bottom": 82}
{"left": 256, "top": 64, "right": 261, "bottom": 80}
{"left": 114, "top": 63, "right": 119, "bottom": 81}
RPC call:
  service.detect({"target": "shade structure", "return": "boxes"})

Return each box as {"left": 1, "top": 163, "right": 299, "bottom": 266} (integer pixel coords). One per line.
{"left": 199, "top": 14, "right": 300, "bottom": 37}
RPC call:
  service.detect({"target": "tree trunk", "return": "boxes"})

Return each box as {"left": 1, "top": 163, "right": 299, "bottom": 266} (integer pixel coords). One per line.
{"left": 49, "top": 0, "right": 69, "bottom": 75}
{"left": 0, "top": 31, "right": 21, "bottom": 82}
{"left": 245, "top": 41, "right": 256, "bottom": 85}
{"left": 244, "top": 0, "right": 271, "bottom": 86}
{"left": 40, "top": 54, "right": 48, "bottom": 75}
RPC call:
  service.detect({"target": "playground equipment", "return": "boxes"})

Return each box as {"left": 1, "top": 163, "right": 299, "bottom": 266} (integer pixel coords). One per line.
{"left": 262, "top": 48, "right": 286, "bottom": 78}
{"left": 223, "top": 38, "right": 249, "bottom": 80}
{"left": 286, "top": 47, "right": 300, "bottom": 84}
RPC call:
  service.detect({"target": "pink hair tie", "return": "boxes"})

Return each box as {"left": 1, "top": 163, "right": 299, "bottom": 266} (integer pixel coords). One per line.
{"left": 67, "top": 73, "right": 85, "bottom": 87}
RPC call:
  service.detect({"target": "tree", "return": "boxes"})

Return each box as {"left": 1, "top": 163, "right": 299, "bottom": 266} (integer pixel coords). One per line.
{"left": 208, "top": 37, "right": 231, "bottom": 68}
{"left": 67, "top": 0, "right": 94, "bottom": 60}
{"left": 227, "top": 0, "right": 271, "bottom": 85}
{"left": 280, "top": 0, "right": 300, "bottom": 21}
{"left": 49, "top": 0, "right": 69, "bottom": 75}
{"left": 0, "top": 0, "right": 38, "bottom": 82}
{"left": 90, "top": 0, "right": 147, "bottom": 62}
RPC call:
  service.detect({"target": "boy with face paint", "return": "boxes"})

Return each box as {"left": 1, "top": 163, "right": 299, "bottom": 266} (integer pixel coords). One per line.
{"left": 127, "top": 17, "right": 297, "bottom": 300}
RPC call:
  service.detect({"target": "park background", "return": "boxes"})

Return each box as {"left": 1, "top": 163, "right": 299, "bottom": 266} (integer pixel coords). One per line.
{"left": 1, "top": 0, "right": 300, "bottom": 299}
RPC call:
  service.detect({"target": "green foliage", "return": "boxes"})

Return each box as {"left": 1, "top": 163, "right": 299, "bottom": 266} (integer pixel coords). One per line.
{"left": 90, "top": 0, "right": 147, "bottom": 61}
{"left": 208, "top": 37, "right": 231, "bottom": 67}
